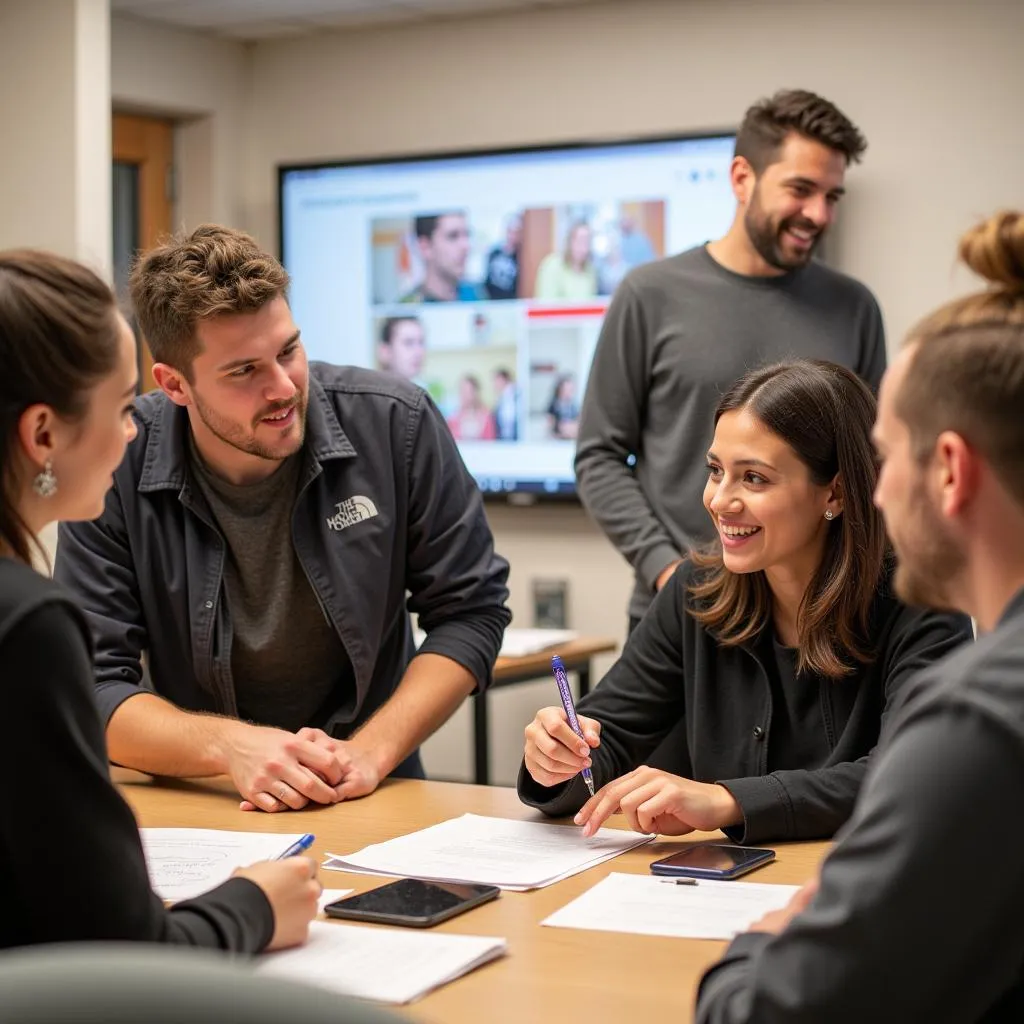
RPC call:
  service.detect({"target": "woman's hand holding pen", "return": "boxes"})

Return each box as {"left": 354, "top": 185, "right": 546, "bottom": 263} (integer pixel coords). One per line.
{"left": 233, "top": 856, "right": 320, "bottom": 951}
{"left": 573, "top": 767, "right": 742, "bottom": 838}
{"left": 524, "top": 707, "right": 602, "bottom": 788}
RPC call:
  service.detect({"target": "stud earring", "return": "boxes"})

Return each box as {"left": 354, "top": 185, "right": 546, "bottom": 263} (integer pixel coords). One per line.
{"left": 824, "top": 509, "right": 834, "bottom": 521}
{"left": 32, "top": 459, "right": 57, "bottom": 498}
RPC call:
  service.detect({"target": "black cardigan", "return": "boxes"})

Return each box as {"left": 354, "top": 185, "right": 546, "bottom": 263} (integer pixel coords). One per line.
{"left": 518, "top": 560, "right": 973, "bottom": 843}
{"left": 0, "top": 557, "right": 273, "bottom": 951}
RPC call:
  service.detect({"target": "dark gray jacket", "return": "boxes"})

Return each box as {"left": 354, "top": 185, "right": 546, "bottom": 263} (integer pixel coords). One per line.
{"left": 55, "top": 363, "right": 511, "bottom": 760}
{"left": 697, "top": 587, "right": 1024, "bottom": 1024}
{"left": 518, "top": 560, "right": 972, "bottom": 843}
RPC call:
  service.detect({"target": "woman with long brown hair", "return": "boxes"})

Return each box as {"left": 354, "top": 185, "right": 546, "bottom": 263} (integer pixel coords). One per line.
{"left": 520, "top": 359, "right": 973, "bottom": 843}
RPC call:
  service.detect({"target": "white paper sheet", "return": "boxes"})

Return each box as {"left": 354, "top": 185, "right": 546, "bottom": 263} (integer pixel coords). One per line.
{"left": 542, "top": 871, "right": 800, "bottom": 940}
{"left": 497, "top": 628, "right": 580, "bottom": 657}
{"left": 323, "top": 813, "right": 653, "bottom": 890}
{"left": 317, "top": 889, "right": 354, "bottom": 915}
{"left": 414, "top": 626, "right": 579, "bottom": 658}
{"left": 139, "top": 828, "right": 308, "bottom": 901}
{"left": 257, "top": 921, "right": 507, "bottom": 1004}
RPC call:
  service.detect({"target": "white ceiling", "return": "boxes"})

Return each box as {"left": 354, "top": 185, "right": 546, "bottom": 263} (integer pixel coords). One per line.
{"left": 111, "top": 0, "right": 607, "bottom": 39}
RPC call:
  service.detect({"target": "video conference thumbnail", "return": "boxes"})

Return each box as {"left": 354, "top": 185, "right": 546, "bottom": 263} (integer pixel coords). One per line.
{"left": 372, "top": 305, "right": 597, "bottom": 446}
{"left": 370, "top": 199, "right": 665, "bottom": 306}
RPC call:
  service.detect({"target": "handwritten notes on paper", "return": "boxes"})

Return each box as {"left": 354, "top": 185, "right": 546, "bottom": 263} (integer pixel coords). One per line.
{"left": 139, "top": 829, "right": 308, "bottom": 901}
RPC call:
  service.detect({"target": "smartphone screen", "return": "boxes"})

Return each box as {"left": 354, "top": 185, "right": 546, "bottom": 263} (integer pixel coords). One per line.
{"left": 324, "top": 878, "right": 500, "bottom": 927}
{"left": 650, "top": 844, "right": 775, "bottom": 878}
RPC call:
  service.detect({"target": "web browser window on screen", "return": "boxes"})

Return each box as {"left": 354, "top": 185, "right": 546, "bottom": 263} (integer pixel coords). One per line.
{"left": 280, "top": 134, "right": 737, "bottom": 498}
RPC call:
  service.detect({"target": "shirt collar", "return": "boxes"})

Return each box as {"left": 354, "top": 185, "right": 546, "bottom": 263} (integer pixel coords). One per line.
{"left": 138, "top": 372, "right": 355, "bottom": 494}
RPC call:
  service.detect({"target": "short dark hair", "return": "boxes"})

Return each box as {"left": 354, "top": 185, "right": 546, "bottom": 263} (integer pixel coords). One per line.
{"left": 379, "top": 316, "right": 420, "bottom": 345}
{"left": 128, "top": 224, "right": 289, "bottom": 379}
{"left": 689, "top": 359, "right": 888, "bottom": 679}
{"left": 0, "top": 250, "right": 122, "bottom": 564}
{"left": 735, "top": 89, "right": 867, "bottom": 173}
{"left": 413, "top": 213, "right": 464, "bottom": 240}
{"left": 494, "top": 367, "right": 512, "bottom": 382}
{"left": 898, "top": 210, "right": 1024, "bottom": 502}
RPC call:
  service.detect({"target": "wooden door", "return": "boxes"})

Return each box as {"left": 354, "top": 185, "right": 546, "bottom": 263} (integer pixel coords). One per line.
{"left": 112, "top": 114, "right": 174, "bottom": 391}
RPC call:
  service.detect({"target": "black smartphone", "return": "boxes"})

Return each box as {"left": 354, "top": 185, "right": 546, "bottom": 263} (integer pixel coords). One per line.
{"left": 649, "top": 844, "right": 776, "bottom": 880}
{"left": 324, "top": 878, "right": 500, "bottom": 928}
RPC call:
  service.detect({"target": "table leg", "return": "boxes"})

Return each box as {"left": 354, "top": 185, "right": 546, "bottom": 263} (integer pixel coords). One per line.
{"left": 578, "top": 662, "right": 592, "bottom": 698}
{"left": 473, "top": 691, "right": 489, "bottom": 786}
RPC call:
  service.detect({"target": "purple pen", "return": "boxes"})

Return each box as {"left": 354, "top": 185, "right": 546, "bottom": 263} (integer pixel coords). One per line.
{"left": 551, "top": 654, "right": 595, "bottom": 797}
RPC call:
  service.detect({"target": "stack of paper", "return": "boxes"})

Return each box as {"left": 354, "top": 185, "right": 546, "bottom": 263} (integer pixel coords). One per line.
{"left": 323, "top": 813, "right": 653, "bottom": 890}
{"left": 257, "top": 921, "right": 507, "bottom": 1004}
{"left": 542, "top": 871, "right": 800, "bottom": 940}
{"left": 496, "top": 628, "right": 580, "bottom": 658}
{"left": 413, "top": 627, "right": 579, "bottom": 658}
{"left": 140, "top": 828, "right": 308, "bottom": 902}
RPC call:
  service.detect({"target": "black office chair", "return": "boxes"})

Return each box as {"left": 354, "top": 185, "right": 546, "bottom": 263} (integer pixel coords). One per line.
{"left": 0, "top": 943, "right": 404, "bottom": 1024}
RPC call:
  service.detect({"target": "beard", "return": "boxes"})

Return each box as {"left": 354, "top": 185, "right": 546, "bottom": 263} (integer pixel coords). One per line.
{"left": 744, "top": 186, "right": 825, "bottom": 271}
{"left": 192, "top": 389, "right": 307, "bottom": 463}
{"left": 890, "top": 490, "right": 966, "bottom": 611}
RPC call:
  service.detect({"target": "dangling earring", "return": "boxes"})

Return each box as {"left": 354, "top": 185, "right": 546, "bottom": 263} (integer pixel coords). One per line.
{"left": 33, "top": 459, "right": 57, "bottom": 498}
{"left": 824, "top": 509, "right": 834, "bottom": 520}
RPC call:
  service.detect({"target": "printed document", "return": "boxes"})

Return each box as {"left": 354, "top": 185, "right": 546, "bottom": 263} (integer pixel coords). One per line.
{"left": 542, "top": 871, "right": 800, "bottom": 940}
{"left": 257, "top": 920, "right": 506, "bottom": 1004}
{"left": 323, "top": 813, "right": 653, "bottom": 890}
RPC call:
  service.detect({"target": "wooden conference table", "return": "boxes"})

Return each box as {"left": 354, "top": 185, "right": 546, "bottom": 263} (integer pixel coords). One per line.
{"left": 118, "top": 771, "right": 830, "bottom": 1024}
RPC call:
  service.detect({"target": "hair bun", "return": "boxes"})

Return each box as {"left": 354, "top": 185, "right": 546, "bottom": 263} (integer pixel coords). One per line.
{"left": 958, "top": 211, "right": 1024, "bottom": 294}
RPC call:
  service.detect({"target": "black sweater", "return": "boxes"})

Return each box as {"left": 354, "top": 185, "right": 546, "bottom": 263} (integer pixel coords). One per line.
{"left": 518, "top": 561, "right": 973, "bottom": 843}
{"left": 0, "top": 557, "right": 273, "bottom": 951}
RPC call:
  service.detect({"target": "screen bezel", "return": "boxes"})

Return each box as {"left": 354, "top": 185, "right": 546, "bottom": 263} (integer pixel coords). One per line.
{"left": 277, "top": 128, "right": 736, "bottom": 503}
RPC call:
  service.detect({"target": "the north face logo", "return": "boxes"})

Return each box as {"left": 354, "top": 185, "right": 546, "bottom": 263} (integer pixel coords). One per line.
{"left": 326, "top": 495, "right": 379, "bottom": 531}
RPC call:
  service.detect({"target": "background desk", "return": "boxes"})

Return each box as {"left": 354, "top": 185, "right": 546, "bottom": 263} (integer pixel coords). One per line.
{"left": 475, "top": 635, "right": 618, "bottom": 785}
{"left": 117, "top": 772, "right": 829, "bottom": 1023}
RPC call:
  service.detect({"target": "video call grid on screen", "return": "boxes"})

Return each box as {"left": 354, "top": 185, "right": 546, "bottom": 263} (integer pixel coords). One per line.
{"left": 279, "top": 132, "right": 738, "bottom": 499}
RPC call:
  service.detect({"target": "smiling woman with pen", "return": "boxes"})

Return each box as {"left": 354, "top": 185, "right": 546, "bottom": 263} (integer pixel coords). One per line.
{"left": 519, "top": 359, "right": 973, "bottom": 844}
{"left": 0, "top": 251, "right": 319, "bottom": 952}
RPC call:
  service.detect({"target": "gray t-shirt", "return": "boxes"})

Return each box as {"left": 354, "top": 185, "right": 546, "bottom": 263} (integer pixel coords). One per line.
{"left": 576, "top": 245, "right": 887, "bottom": 619}
{"left": 189, "top": 439, "right": 350, "bottom": 732}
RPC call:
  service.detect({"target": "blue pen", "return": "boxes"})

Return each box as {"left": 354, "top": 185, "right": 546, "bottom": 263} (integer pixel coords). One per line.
{"left": 277, "top": 833, "right": 315, "bottom": 859}
{"left": 551, "top": 655, "right": 596, "bottom": 797}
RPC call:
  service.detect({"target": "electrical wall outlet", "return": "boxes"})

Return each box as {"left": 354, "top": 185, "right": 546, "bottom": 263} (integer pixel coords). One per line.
{"left": 532, "top": 578, "right": 568, "bottom": 628}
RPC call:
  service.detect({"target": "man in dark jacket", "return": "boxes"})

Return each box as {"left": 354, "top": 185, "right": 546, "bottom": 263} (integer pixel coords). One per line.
{"left": 696, "top": 212, "right": 1024, "bottom": 1023}
{"left": 56, "top": 224, "right": 510, "bottom": 814}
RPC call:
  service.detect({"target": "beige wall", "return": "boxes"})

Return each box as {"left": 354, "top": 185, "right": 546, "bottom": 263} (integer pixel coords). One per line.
{"left": 108, "top": 0, "right": 1024, "bottom": 783}
{"left": 1, "top": 0, "right": 112, "bottom": 567}
{"left": 111, "top": 13, "right": 248, "bottom": 229}
{"left": 0, "top": 0, "right": 111, "bottom": 270}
